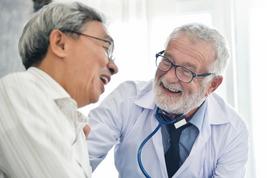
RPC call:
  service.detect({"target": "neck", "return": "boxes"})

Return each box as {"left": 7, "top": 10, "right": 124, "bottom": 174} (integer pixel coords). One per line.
{"left": 184, "top": 101, "right": 206, "bottom": 121}
{"left": 159, "top": 105, "right": 200, "bottom": 122}
{"left": 37, "top": 56, "right": 65, "bottom": 86}
{"left": 184, "top": 108, "right": 198, "bottom": 121}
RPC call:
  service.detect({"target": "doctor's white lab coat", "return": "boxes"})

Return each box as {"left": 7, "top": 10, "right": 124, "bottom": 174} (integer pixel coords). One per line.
{"left": 88, "top": 81, "right": 248, "bottom": 178}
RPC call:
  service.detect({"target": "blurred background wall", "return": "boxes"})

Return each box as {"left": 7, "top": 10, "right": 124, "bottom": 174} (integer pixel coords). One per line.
{"left": 0, "top": 0, "right": 32, "bottom": 77}
{"left": 1, "top": 0, "right": 267, "bottom": 178}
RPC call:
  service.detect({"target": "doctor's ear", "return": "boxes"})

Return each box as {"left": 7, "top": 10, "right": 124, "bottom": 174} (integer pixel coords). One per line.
{"left": 205, "top": 76, "right": 223, "bottom": 96}
{"left": 49, "top": 29, "right": 67, "bottom": 58}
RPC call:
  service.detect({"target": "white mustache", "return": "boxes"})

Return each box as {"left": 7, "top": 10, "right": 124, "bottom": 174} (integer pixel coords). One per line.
{"left": 160, "top": 79, "right": 183, "bottom": 92}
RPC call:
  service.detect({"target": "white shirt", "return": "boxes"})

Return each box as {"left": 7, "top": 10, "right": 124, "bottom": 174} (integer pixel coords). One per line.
{"left": 0, "top": 67, "right": 92, "bottom": 178}
{"left": 88, "top": 80, "right": 248, "bottom": 178}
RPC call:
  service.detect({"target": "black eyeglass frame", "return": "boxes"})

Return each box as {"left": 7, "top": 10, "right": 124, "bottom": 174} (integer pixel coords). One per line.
{"left": 62, "top": 29, "right": 114, "bottom": 61}
{"left": 155, "top": 50, "right": 215, "bottom": 83}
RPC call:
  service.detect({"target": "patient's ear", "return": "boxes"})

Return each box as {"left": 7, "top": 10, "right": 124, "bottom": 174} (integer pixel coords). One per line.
{"left": 205, "top": 76, "right": 223, "bottom": 96}
{"left": 49, "top": 29, "right": 67, "bottom": 58}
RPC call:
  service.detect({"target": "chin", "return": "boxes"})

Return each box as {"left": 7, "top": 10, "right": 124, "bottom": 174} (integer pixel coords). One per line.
{"left": 92, "top": 90, "right": 102, "bottom": 102}
{"left": 154, "top": 94, "right": 185, "bottom": 114}
{"left": 89, "top": 96, "right": 100, "bottom": 104}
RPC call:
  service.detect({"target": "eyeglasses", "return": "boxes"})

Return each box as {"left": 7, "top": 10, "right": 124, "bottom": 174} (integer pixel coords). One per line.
{"left": 62, "top": 30, "right": 114, "bottom": 61}
{"left": 155, "top": 50, "right": 215, "bottom": 83}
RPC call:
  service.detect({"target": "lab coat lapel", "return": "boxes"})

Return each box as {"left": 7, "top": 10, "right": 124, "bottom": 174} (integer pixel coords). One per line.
{"left": 174, "top": 110, "right": 211, "bottom": 177}
{"left": 150, "top": 112, "right": 169, "bottom": 177}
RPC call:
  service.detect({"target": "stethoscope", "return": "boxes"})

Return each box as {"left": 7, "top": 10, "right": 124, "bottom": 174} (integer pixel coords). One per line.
{"left": 137, "top": 107, "right": 185, "bottom": 178}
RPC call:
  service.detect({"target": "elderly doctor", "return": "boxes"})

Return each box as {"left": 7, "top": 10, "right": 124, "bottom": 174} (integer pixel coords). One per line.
{"left": 88, "top": 23, "right": 248, "bottom": 178}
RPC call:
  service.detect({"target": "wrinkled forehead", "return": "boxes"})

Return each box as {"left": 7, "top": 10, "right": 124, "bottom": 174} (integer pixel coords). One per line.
{"left": 166, "top": 34, "right": 216, "bottom": 65}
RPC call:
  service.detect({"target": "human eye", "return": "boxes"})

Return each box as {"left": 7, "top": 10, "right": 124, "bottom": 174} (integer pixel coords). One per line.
{"left": 180, "top": 67, "right": 193, "bottom": 78}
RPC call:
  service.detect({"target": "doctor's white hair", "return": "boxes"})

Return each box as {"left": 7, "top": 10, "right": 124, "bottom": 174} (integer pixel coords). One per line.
{"left": 167, "top": 23, "right": 230, "bottom": 75}
{"left": 19, "top": 1, "right": 104, "bottom": 69}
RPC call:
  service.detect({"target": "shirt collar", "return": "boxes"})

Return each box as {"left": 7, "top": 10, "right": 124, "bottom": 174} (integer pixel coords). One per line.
{"left": 27, "top": 67, "right": 87, "bottom": 140}
{"left": 27, "top": 67, "right": 71, "bottom": 101}
{"left": 188, "top": 101, "right": 207, "bottom": 132}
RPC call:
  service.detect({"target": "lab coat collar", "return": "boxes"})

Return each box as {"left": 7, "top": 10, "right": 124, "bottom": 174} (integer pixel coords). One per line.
{"left": 134, "top": 80, "right": 155, "bottom": 110}
{"left": 205, "top": 93, "right": 230, "bottom": 125}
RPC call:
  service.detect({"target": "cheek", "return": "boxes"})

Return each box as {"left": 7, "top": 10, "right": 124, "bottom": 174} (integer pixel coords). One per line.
{"left": 85, "top": 66, "right": 99, "bottom": 85}
{"left": 73, "top": 61, "right": 99, "bottom": 90}
{"left": 181, "top": 82, "right": 199, "bottom": 96}
{"left": 186, "top": 81, "right": 208, "bottom": 97}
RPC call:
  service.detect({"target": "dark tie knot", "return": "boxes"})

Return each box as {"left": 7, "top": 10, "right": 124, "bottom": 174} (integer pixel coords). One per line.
{"left": 167, "top": 122, "right": 191, "bottom": 142}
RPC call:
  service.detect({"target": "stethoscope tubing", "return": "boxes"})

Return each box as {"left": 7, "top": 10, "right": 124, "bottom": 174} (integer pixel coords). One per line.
{"left": 137, "top": 108, "right": 185, "bottom": 178}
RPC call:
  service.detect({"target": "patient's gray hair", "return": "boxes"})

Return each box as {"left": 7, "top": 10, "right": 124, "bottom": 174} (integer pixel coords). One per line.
{"left": 167, "top": 23, "right": 230, "bottom": 75}
{"left": 19, "top": 2, "right": 104, "bottom": 69}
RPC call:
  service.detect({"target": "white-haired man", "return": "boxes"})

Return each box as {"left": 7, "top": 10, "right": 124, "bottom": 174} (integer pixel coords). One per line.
{"left": 88, "top": 23, "right": 248, "bottom": 178}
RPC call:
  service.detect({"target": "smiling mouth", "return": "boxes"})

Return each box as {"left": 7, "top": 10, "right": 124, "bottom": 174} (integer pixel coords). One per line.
{"left": 161, "top": 82, "right": 182, "bottom": 94}
{"left": 100, "top": 75, "right": 110, "bottom": 85}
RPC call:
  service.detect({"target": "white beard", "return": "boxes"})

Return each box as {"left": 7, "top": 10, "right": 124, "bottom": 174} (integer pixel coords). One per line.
{"left": 153, "top": 77, "right": 207, "bottom": 114}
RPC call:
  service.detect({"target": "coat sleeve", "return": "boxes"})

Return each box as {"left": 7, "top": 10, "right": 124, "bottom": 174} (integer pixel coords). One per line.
{"left": 87, "top": 81, "right": 140, "bottom": 171}
{"left": 87, "top": 82, "right": 126, "bottom": 170}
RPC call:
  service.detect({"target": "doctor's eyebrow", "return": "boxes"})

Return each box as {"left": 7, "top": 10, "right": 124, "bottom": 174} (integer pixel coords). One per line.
{"left": 164, "top": 52, "right": 197, "bottom": 71}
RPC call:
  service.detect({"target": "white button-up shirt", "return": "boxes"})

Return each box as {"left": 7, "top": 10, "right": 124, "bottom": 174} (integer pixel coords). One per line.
{"left": 0, "top": 67, "right": 91, "bottom": 178}
{"left": 88, "top": 80, "right": 248, "bottom": 178}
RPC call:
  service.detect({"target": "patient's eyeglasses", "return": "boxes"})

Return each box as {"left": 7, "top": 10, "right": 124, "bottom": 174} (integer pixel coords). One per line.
{"left": 62, "top": 30, "right": 114, "bottom": 61}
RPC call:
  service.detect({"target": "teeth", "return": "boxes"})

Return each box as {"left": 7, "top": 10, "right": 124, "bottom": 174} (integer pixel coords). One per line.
{"left": 100, "top": 76, "right": 109, "bottom": 84}
{"left": 162, "top": 82, "right": 181, "bottom": 93}
{"left": 165, "top": 86, "right": 180, "bottom": 92}
{"left": 168, "top": 87, "right": 179, "bottom": 92}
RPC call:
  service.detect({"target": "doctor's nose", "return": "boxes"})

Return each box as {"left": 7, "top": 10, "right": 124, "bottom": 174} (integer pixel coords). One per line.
{"left": 163, "top": 66, "right": 179, "bottom": 82}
